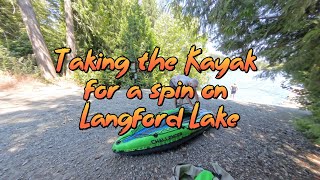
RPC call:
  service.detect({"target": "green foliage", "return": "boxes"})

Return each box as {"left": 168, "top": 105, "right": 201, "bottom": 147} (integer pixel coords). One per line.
{"left": 32, "top": 0, "right": 66, "bottom": 64}
{"left": 72, "top": 0, "right": 127, "bottom": 55}
{"left": 118, "top": 0, "right": 155, "bottom": 87}
{"left": 172, "top": 0, "right": 320, "bottom": 144}
{"left": 0, "top": 0, "right": 34, "bottom": 72}
{"left": 118, "top": 0, "right": 154, "bottom": 60}
{"left": 71, "top": 0, "right": 156, "bottom": 87}
{"left": 141, "top": 0, "right": 160, "bottom": 28}
{"left": 71, "top": 0, "right": 208, "bottom": 88}
{"left": 0, "top": 0, "right": 33, "bottom": 57}
{"left": 0, "top": 0, "right": 65, "bottom": 75}
{"left": 152, "top": 13, "right": 208, "bottom": 86}
{"left": 0, "top": 46, "right": 40, "bottom": 75}
{"left": 295, "top": 117, "right": 320, "bottom": 145}
{"left": 1, "top": 0, "right": 209, "bottom": 89}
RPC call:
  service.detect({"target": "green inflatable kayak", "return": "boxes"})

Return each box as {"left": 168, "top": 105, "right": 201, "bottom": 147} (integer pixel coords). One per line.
{"left": 112, "top": 105, "right": 212, "bottom": 155}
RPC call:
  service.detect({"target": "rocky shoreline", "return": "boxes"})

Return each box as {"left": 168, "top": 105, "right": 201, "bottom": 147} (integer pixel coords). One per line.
{"left": 0, "top": 81, "right": 319, "bottom": 179}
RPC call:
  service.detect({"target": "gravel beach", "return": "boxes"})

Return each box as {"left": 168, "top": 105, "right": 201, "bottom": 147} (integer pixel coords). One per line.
{"left": 0, "top": 81, "right": 319, "bottom": 179}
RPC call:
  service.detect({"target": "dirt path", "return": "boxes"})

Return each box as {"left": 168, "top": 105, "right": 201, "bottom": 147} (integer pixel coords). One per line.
{"left": 0, "top": 80, "right": 319, "bottom": 179}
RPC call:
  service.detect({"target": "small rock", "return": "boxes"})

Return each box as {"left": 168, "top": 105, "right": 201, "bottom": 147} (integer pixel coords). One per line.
{"left": 304, "top": 169, "right": 311, "bottom": 174}
{"left": 95, "top": 155, "right": 102, "bottom": 160}
{"left": 22, "top": 159, "right": 29, "bottom": 166}
{"left": 225, "top": 166, "right": 231, "bottom": 172}
{"left": 281, "top": 168, "right": 288, "bottom": 177}
{"left": 271, "top": 136, "right": 277, "bottom": 140}
{"left": 264, "top": 168, "right": 270, "bottom": 174}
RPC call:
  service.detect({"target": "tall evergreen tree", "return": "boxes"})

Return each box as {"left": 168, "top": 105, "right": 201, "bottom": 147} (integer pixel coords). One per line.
{"left": 64, "top": 0, "right": 76, "bottom": 77}
{"left": 17, "top": 0, "right": 57, "bottom": 79}
{"left": 0, "top": 0, "right": 33, "bottom": 57}
{"left": 171, "top": 0, "right": 320, "bottom": 143}
{"left": 152, "top": 13, "right": 207, "bottom": 85}
{"left": 141, "top": 0, "right": 160, "bottom": 28}
{"left": 117, "top": 0, "right": 155, "bottom": 86}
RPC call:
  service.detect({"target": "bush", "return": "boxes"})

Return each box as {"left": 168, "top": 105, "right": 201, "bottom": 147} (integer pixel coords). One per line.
{"left": 295, "top": 116, "right": 320, "bottom": 145}
{"left": 0, "top": 46, "right": 40, "bottom": 76}
{"left": 72, "top": 70, "right": 136, "bottom": 88}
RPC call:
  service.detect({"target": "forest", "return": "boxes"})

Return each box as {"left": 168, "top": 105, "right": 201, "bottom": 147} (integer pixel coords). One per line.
{"left": 0, "top": 0, "right": 319, "bottom": 143}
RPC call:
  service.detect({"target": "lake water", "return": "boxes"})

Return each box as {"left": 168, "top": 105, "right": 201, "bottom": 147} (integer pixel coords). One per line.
{"left": 204, "top": 70, "right": 295, "bottom": 107}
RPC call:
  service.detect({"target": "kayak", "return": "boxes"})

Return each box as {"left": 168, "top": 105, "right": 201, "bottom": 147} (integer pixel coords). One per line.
{"left": 112, "top": 105, "right": 212, "bottom": 155}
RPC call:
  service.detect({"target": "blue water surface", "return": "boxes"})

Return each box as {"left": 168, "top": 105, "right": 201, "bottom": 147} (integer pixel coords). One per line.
{"left": 204, "top": 70, "right": 293, "bottom": 106}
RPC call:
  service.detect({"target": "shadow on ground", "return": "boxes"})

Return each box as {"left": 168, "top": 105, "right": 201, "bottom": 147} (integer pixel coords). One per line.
{"left": 0, "top": 88, "right": 319, "bottom": 179}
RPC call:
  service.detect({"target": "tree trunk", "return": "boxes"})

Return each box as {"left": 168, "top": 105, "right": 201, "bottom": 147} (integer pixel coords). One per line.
{"left": 64, "top": 0, "right": 76, "bottom": 77}
{"left": 17, "top": 0, "right": 57, "bottom": 80}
